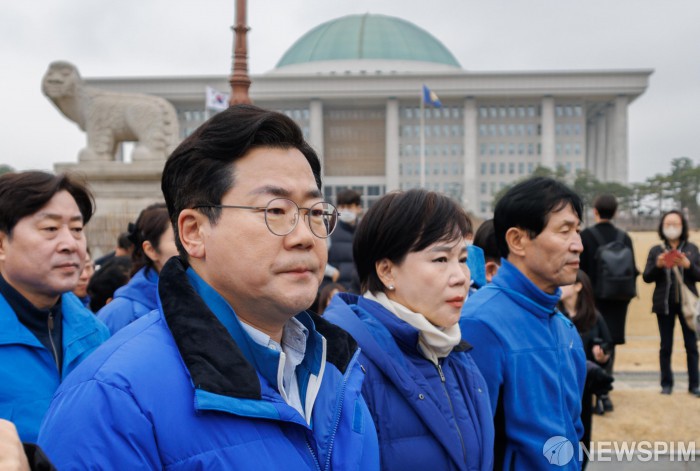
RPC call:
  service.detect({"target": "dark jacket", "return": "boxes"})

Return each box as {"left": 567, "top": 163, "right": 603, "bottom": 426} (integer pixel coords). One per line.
{"left": 325, "top": 293, "right": 494, "bottom": 471}
{"left": 38, "top": 258, "right": 379, "bottom": 470}
{"left": 580, "top": 221, "right": 638, "bottom": 344}
{"left": 327, "top": 220, "right": 359, "bottom": 292}
{"left": 642, "top": 241, "right": 700, "bottom": 315}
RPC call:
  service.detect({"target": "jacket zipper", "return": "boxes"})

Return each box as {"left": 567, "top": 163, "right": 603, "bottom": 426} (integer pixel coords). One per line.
{"left": 48, "top": 312, "right": 60, "bottom": 374}
{"left": 323, "top": 373, "right": 348, "bottom": 471}
{"left": 435, "top": 362, "right": 467, "bottom": 464}
{"left": 304, "top": 435, "right": 322, "bottom": 471}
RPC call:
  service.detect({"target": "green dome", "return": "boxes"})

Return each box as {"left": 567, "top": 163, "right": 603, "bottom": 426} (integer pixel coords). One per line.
{"left": 276, "top": 13, "right": 460, "bottom": 69}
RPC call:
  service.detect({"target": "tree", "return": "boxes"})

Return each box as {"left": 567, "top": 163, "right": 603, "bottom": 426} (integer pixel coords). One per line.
{"left": 0, "top": 164, "right": 13, "bottom": 175}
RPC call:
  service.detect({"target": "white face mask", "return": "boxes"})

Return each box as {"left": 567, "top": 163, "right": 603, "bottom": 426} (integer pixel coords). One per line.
{"left": 338, "top": 211, "right": 357, "bottom": 224}
{"left": 663, "top": 226, "right": 682, "bottom": 241}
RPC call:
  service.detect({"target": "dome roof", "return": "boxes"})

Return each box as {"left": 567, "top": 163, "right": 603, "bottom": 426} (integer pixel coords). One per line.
{"left": 275, "top": 13, "right": 461, "bottom": 71}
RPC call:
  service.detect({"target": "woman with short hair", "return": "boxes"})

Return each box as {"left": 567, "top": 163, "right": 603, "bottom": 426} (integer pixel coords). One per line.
{"left": 324, "top": 189, "right": 494, "bottom": 470}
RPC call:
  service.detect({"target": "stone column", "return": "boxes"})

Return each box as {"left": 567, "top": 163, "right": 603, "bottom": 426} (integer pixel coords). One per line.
{"left": 309, "top": 99, "right": 324, "bottom": 176}
{"left": 540, "top": 96, "right": 556, "bottom": 169}
{"left": 595, "top": 110, "right": 608, "bottom": 181}
{"left": 385, "top": 97, "right": 400, "bottom": 192}
{"left": 585, "top": 118, "right": 597, "bottom": 175}
{"left": 462, "top": 97, "right": 478, "bottom": 213}
{"left": 605, "top": 105, "right": 616, "bottom": 181}
{"left": 612, "top": 95, "right": 629, "bottom": 183}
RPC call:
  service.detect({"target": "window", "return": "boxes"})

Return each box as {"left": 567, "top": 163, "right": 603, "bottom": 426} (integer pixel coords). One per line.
{"left": 518, "top": 106, "right": 526, "bottom": 118}
{"left": 500, "top": 107, "right": 507, "bottom": 118}
{"left": 452, "top": 107, "right": 461, "bottom": 119}
{"left": 499, "top": 124, "right": 506, "bottom": 136}
{"left": 402, "top": 125, "right": 412, "bottom": 137}
{"left": 479, "top": 107, "right": 488, "bottom": 118}
{"left": 489, "top": 144, "right": 496, "bottom": 155}
{"left": 498, "top": 143, "right": 505, "bottom": 155}
{"left": 574, "top": 143, "right": 581, "bottom": 155}
{"left": 481, "top": 183, "right": 487, "bottom": 194}
{"left": 528, "top": 143, "right": 534, "bottom": 155}
{"left": 508, "top": 143, "right": 515, "bottom": 155}
{"left": 565, "top": 143, "right": 571, "bottom": 155}
{"left": 480, "top": 143, "right": 487, "bottom": 155}
{"left": 574, "top": 124, "right": 581, "bottom": 135}
{"left": 490, "top": 107, "right": 498, "bottom": 118}
{"left": 499, "top": 162, "right": 506, "bottom": 174}
{"left": 528, "top": 162, "right": 534, "bottom": 173}
{"left": 527, "top": 106, "right": 536, "bottom": 117}
{"left": 481, "top": 163, "right": 487, "bottom": 175}
{"left": 489, "top": 125, "right": 497, "bottom": 136}
{"left": 518, "top": 143, "right": 525, "bottom": 155}
{"left": 574, "top": 105, "right": 582, "bottom": 117}
{"left": 555, "top": 124, "right": 561, "bottom": 135}
{"left": 479, "top": 125, "right": 487, "bottom": 136}
{"left": 518, "top": 162, "right": 525, "bottom": 174}
{"left": 518, "top": 124, "right": 525, "bottom": 136}
{"left": 556, "top": 144, "right": 562, "bottom": 155}
{"left": 508, "top": 124, "right": 515, "bottom": 136}
{"left": 508, "top": 106, "right": 516, "bottom": 118}
{"left": 405, "top": 107, "right": 413, "bottom": 119}
{"left": 556, "top": 106, "right": 563, "bottom": 117}
{"left": 509, "top": 162, "right": 515, "bottom": 174}
{"left": 490, "top": 162, "right": 496, "bottom": 174}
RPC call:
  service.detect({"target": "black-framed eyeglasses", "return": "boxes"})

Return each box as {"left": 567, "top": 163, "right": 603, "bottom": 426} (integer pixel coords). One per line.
{"left": 193, "top": 198, "right": 339, "bottom": 239}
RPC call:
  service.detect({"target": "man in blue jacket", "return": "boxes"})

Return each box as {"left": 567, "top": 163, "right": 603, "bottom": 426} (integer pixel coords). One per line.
{"left": 0, "top": 171, "right": 110, "bottom": 443}
{"left": 38, "top": 104, "right": 379, "bottom": 470}
{"left": 460, "top": 177, "right": 587, "bottom": 470}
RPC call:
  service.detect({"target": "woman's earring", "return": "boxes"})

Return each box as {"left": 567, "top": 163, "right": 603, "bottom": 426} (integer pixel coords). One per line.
{"left": 387, "top": 285, "right": 395, "bottom": 291}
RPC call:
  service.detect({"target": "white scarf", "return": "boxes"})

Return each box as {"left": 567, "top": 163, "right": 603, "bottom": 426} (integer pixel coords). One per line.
{"left": 364, "top": 291, "right": 462, "bottom": 365}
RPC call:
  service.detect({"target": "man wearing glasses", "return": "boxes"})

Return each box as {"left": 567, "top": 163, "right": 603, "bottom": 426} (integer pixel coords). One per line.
{"left": 38, "top": 105, "right": 379, "bottom": 470}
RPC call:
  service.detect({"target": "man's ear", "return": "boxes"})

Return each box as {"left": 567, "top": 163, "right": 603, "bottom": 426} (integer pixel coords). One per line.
{"left": 178, "top": 209, "right": 208, "bottom": 260}
{"left": 0, "top": 231, "right": 7, "bottom": 262}
{"left": 485, "top": 260, "right": 500, "bottom": 283}
{"left": 505, "top": 227, "right": 529, "bottom": 258}
{"left": 375, "top": 258, "right": 395, "bottom": 290}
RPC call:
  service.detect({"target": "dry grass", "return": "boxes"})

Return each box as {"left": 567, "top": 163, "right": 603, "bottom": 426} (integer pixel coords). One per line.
{"left": 591, "top": 231, "right": 700, "bottom": 443}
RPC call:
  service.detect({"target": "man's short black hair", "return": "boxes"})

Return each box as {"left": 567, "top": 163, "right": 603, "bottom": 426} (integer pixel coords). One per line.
{"left": 161, "top": 104, "right": 321, "bottom": 259}
{"left": 117, "top": 232, "right": 134, "bottom": 251}
{"left": 473, "top": 219, "right": 501, "bottom": 263}
{"left": 0, "top": 171, "right": 94, "bottom": 236}
{"left": 336, "top": 189, "right": 361, "bottom": 207}
{"left": 494, "top": 177, "right": 583, "bottom": 257}
{"left": 594, "top": 194, "right": 618, "bottom": 220}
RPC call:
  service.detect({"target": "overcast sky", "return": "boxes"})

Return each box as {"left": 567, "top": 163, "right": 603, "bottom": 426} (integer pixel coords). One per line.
{"left": 2, "top": 0, "right": 698, "bottom": 183}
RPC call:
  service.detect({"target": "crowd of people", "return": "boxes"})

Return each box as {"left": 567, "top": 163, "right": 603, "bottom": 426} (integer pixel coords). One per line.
{"left": 1, "top": 104, "right": 698, "bottom": 471}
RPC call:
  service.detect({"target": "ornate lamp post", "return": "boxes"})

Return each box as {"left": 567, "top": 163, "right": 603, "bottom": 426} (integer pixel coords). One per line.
{"left": 229, "top": 0, "right": 252, "bottom": 105}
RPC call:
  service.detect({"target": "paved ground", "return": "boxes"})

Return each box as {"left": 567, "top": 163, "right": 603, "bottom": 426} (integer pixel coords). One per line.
{"left": 585, "top": 371, "right": 697, "bottom": 470}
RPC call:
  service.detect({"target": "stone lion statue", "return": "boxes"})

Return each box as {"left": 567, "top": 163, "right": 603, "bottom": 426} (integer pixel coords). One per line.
{"left": 42, "top": 61, "right": 179, "bottom": 162}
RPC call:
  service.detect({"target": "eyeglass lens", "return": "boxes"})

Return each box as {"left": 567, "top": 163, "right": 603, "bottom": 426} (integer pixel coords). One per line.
{"left": 264, "top": 199, "right": 337, "bottom": 238}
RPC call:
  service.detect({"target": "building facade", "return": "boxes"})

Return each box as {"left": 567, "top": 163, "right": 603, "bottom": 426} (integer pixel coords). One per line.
{"left": 80, "top": 13, "right": 651, "bottom": 216}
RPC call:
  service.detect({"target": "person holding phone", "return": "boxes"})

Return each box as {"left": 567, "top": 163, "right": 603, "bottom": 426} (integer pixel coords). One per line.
{"left": 643, "top": 210, "right": 700, "bottom": 396}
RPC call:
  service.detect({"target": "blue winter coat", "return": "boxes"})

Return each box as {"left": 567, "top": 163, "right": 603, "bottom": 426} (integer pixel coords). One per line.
{"left": 0, "top": 292, "right": 109, "bottom": 443}
{"left": 460, "top": 259, "right": 587, "bottom": 470}
{"left": 38, "top": 258, "right": 379, "bottom": 470}
{"left": 97, "top": 266, "right": 158, "bottom": 334}
{"left": 324, "top": 293, "right": 494, "bottom": 471}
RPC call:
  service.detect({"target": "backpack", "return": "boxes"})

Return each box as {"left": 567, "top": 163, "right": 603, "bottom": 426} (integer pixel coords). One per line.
{"left": 590, "top": 226, "right": 637, "bottom": 301}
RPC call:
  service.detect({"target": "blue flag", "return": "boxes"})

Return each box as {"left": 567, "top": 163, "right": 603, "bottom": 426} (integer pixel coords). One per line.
{"left": 422, "top": 84, "right": 442, "bottom": 107}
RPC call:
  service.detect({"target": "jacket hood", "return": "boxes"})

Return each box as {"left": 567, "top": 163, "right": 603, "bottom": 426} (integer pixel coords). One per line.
{"left": 112, "top": 267, "right": 158, "bottom": 309}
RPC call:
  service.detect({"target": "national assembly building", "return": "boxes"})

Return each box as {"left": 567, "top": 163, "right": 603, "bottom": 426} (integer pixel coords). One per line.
{"left": 81, "top": 13, "right": 652, "bottom": 217}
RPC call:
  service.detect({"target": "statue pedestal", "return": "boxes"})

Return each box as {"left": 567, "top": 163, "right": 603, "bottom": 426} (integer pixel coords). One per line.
{"left": 54, "top": 160, "right": 166, "bottom": 258}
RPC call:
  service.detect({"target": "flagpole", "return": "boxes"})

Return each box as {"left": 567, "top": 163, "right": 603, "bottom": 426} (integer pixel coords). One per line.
{"left": 420, "top": 92, "right": 425, "bottom": 188}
